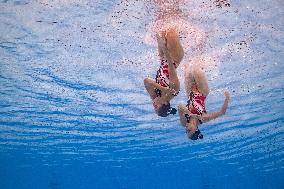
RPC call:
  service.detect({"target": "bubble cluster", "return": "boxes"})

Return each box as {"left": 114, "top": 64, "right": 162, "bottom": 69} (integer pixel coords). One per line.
{"left": 214, "top": 0, "right": 231, "bottom": 8}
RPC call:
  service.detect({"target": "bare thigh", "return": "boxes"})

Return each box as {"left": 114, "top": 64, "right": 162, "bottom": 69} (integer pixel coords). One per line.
{"left": 184, "top": 66, "right": 195, "bottom": 97}
{"left": 166, "top": 29, "right": 184, "bottom": 67}
{"left": 192, "top": 67, "right": 209, "bottom": 96}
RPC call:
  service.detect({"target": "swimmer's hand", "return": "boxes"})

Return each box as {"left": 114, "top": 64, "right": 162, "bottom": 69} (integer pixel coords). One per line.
{"left": 224, "top": 91, "right": 230, "bottom": 100}
{"left": 221, "top": 91, "right": 230, "bottom": 114}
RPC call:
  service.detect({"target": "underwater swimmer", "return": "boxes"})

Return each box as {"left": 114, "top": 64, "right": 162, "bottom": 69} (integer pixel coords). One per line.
{"left": 144, "top": 29, "right": 184, "bottom": 117}
{"left": 178, "top": 65, "right": 230, "bottom": 140}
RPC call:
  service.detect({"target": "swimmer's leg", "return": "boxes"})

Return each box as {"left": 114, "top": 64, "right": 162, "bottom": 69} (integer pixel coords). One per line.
{"left": 157, "top": 39, "right": 164, "bottom": 58}
{"left": 166, "top": 48, "right": 180, "bottom": 92}
{"left": 192, "top": 66, "right": 209, "bottom": 97}
{"left": 165, "top": 29, "right": 184, "bottom": 67}
{"left": 184, "top": 65, "right": 195, "bottom": 97}
{"left": 157, "top": 31, "right": 166, "bottom": 59}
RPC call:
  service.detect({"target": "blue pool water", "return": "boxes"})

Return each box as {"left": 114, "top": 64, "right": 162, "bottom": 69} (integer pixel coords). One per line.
{"left": 0, "top": 0, "right": 283, "bottom": 188}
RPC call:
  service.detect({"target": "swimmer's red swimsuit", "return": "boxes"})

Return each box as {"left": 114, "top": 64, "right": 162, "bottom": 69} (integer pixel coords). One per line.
{"left": 155, "top": 58, "right": 179, "bottom": 97}
{"left": 155, "top": 58, "right": 177, "bottom": 88}
{"left": 187, "top": 85, "right": 207, "bottom": 117}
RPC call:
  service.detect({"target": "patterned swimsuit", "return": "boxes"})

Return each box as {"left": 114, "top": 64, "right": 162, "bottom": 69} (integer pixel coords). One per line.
{"left": 154, "top": 58, "right": 178, "bottom": 97}
{"left": 186, "top": 85, "right": 207, "bottom": 123}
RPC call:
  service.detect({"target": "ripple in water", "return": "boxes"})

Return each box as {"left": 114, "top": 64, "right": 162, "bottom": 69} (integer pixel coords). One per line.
{"left": 0, "top": 0, "right": 283, "bottom": 188}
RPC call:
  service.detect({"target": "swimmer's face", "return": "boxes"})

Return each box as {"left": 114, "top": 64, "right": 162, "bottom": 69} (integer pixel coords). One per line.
{"left": 153, "top": 98, "right": 163, "bottom": 113}
{"left": 186, "top": 117, "right": 199, "bottom": 138}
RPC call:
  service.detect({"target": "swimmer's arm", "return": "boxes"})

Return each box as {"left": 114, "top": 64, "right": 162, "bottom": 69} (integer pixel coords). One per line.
{"left": 178, "top": 104, "right": 190, "bottom": 127}
{"left": 144, "top": 78, "right": 172, "bottom": 100}
{"left": 144, "top": 78, "right": 160, "bottom": 100}
{"left": 201, "top": 92, "right": 230, "bottom": 123}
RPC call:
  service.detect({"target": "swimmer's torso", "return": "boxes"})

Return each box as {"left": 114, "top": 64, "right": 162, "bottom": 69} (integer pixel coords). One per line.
{"left": 187, "top": 84, "right": 207, "bottom": 116}
{"left": 155, "top": 58, "right": 177, "bottom": 88}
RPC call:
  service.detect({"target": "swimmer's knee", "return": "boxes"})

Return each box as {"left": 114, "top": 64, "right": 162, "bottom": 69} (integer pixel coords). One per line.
{"left": 144, "top": 78, "right": 150, "bottom": 86}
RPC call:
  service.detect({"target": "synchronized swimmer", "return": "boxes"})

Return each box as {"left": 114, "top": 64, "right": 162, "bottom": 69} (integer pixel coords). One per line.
{"left": 144, "top": 29, "right": 184, "bottom": 117}
{"left": 144, "top": 28, "right": 230, "bottom": 140}
{"left": 178, "top": 65, "right": 230, "bottom": 140}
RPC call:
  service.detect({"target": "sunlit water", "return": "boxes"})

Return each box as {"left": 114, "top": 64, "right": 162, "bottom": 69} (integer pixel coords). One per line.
{"left": 0, "top": 0, "right": 283, "bottom": 188}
